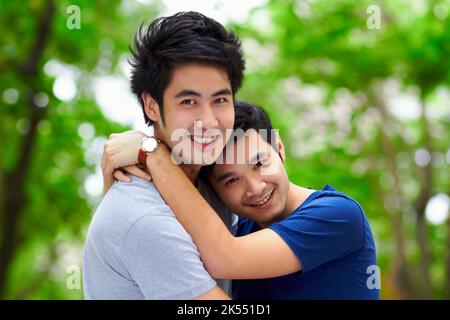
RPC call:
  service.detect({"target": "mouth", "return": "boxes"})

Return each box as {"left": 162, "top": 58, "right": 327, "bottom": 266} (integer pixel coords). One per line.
{"left": 249, "top": 188, "right": 275, "bottom": 208}
{"left": 190, "top": 135, "right": 218, "bottom": 151}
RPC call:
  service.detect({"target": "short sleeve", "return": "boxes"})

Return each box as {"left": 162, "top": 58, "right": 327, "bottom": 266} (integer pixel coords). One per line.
{"left": 121, "top": 213, "right": 216, "bottom": 299}
{"left": 269, "top": 195, "right": 365, "bottom": 274}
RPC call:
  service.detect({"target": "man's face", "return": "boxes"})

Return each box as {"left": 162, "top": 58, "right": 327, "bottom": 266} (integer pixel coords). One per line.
{"left": 154, "top": 62, "right": 234, "bottom": 165}
{"left": 210, "top": 129, "right": 290, "bottom": 225}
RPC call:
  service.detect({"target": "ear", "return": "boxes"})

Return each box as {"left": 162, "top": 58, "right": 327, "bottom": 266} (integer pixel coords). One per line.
{"left": 275, "top": 132, "right": 286, "bottom": 163}
{"left": 141, "top": 92, "right": 160, "bottom": 124}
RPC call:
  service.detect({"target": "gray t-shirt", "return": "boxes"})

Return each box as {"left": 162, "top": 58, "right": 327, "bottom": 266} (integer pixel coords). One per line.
{"left": 83, "top": 175, "right": 236, "bottom": 300}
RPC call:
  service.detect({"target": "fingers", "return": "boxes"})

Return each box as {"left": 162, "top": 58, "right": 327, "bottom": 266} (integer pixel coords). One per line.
{"left": 112, "top": 166, "right": 152, "bottom": 183}
{"left": 102, "top": 141, "right": 117, "bottom": 172}
{"left": 102, "top": 174, "right": 115, "bottom": 195}
{"left": 113, "top": 169, "right": 131, "bottom": 182}
{"left": 123, "top": 165, "right": 152, "bottom": 181}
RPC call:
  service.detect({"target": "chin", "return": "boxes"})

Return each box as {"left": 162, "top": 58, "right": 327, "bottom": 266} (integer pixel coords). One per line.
{"left": 245, "top": 211, "right": 279, "bottom": 226}
{"left": 263, "top": 210, "right": 286, "bottom": 225}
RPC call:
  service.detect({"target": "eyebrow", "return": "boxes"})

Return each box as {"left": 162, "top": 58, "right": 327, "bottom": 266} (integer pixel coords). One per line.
{"left": 216, "top": 152, "right": 268, "bottom": 182}
{"left": 174, "top": 88, "right": 232, "bottom": 99}
{"left": 212, "top": 88, "right": 232, "bottom": 97}
{"left": 175, "top": 90, "right": 201, "bottom": 98}
{"left": 250, "top": 151, "right": 268, "bottom": 164}
{"left": 216, "top": 172, "right": 234, "bottom": 183}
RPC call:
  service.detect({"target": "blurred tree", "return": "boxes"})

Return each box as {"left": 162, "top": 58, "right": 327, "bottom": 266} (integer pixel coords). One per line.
{"left": 0, "top": 0, "right": 448, "bottom": 300}
{"left": 0, "top": 0, "right": 159, "bottom": 298}
{"left": 233, "top": 0, "right": 449, "bottom": 299}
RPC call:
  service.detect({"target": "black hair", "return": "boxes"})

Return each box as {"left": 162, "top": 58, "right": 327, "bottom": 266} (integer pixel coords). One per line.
{"left": 231, "top": 100, "right": 275, "bottom": 146}
{"left": 198, "top": 100, "right": 278, "bottom": 183}
{"left": 129, "top": 11, "right": 246, "bottom": 126}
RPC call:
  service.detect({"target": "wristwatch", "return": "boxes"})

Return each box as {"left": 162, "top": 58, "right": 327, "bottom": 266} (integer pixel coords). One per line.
{"left": 138, "top": 136, "right": 161, "bottom": 166}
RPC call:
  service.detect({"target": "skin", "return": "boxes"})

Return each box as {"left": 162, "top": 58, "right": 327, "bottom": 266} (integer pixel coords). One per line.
{"left": 210, "top": 129, "right": 293, "bottom": 228}
{"left": 102, "top": 62, "right": 235, "bottom": 299}
{"left": 156, "top": 130, "right": 316, "bottom": 279}
{"left": 105, "top": 129, "right": 315, "bottom": 280}
{"left": 102, "top": 62, "right": 234, "bottom": 185}
{"left": 144, "top": 62, "right": 234, "bottom": 175}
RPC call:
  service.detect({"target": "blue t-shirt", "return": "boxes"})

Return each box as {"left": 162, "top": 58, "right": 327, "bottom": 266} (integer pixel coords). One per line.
{"left": 232, "top": 185, "right": 379, "bottom": 300}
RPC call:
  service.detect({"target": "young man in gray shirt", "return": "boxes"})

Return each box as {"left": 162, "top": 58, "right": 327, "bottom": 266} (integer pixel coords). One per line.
{"left": 83, "top": 12, "right": 245, "bottom": 299}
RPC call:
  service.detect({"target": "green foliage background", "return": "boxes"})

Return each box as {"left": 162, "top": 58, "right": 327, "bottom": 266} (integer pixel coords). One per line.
{"left": 0, "top": 0, "right": 449, "bottom": 299}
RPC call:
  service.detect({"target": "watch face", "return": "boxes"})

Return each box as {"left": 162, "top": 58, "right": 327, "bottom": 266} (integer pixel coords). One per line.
{"left": 142, "top": 138, "right": 158, "bottom": 152}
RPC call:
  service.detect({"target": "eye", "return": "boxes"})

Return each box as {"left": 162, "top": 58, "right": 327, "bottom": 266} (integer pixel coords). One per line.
{"left": 255, "top": 159, "right": 268, "bottom": 169}
{"left": 181, "top": 99, "right": 195, "bottom": 105}
{"left": 214, "top": 97, "right": 228, "bottom": 104}
{"left": 225, "top": 177, "right": 238, "bottom": 186}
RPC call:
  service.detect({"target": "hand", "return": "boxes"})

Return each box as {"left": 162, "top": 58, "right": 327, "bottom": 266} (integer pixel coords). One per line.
{"left": 114, "top": 142, "right": 171, "bottom": 184}
{"left": 112, "top": 165, "right": 152, "bottom": 183}
{"left": 101, "top": 130, "right": 148, "bottom": 194}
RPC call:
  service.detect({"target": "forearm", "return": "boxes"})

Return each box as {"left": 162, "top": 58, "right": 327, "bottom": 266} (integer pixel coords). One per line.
{"left": 146, "top": 149, "right": 239, "bottom": 278}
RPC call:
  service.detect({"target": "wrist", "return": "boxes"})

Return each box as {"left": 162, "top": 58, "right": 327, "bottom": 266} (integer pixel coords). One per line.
{"left": 144, "top": 143, "right": 170, "bottom": 171}
{"left": 138, "top": 136, "right": 160, "bottom": 166}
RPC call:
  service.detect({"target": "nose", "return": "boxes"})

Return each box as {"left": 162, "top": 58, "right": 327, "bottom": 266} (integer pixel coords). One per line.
{"left": 245, "top": 176, "right": 267, "bottom": 199}
{"left": 196, "top": 103, "right": 219, "bottom": 129}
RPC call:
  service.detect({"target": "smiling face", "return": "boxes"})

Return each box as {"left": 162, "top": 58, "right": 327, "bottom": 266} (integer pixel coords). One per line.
{"left": 143, "top": 62, "right": 234, "bottom": 165}
{"left": 209, "top": 129, "right": 291, "bottom": 226}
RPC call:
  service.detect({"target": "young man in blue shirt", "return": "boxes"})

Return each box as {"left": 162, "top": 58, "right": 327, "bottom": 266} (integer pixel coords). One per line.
{"left": 104, "top": 101, "right": 380, "bottom": 299}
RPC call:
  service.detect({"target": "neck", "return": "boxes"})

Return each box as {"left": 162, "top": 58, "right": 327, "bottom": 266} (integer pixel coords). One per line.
{"left": 284, "top": 182, "right": 315, "bottom": 216}
{"left": 257, "top": 182, "right": 314, "bottom": 229}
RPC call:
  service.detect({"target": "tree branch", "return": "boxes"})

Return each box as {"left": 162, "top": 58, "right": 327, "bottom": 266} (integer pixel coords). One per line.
{"left": 0, "top": 0, "right": 55, "bottom": 298}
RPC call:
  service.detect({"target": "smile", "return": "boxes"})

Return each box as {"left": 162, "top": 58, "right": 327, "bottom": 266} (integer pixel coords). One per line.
{"left": 190, "top": 135, "right": 217, "bottom": 144}
{"left": 250, "top": 189, "right": 274, "bottom": 207}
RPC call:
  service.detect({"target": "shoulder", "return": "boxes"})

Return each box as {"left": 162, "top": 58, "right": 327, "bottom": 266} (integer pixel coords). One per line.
{"left": 274, "top": 188, "right": 366, "bottom": 246}
{"left": 107, "top": 174, "right": 166, "bottom": 207}
{"left": 268, "top": 188, "right": 368, "bottom": 267}
{"left": 86, "top": 175, "right": 176, "bottom": 246}
{"left": 301, "top": 188, "right": 365, "bottom": 226}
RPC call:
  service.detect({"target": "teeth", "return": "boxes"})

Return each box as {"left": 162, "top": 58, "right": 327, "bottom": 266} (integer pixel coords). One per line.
{"left": 252, "top": 191, "right": 273, "bottom": 206}
{"left": 192, "top": 136, "right": 216, "bottom": 144}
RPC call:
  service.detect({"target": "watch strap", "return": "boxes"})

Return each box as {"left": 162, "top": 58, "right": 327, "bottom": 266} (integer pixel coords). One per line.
{"left": 138, "top": 148, "right": 148, "bottom": 166}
